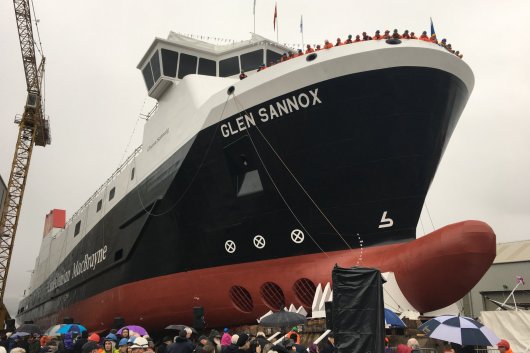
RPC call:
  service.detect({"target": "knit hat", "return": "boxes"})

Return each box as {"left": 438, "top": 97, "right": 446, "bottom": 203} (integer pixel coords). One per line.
{"left": 82, "top": 341, "right": 99, "bottom": 353}
{"left": 498, "top": 340, "right": 510, "bottom": 349}
{"left": 231, "top": 335, "right": 239, "bottom": 345}
{"left": 236, "top": 334, "right": 249, "bottom": 347}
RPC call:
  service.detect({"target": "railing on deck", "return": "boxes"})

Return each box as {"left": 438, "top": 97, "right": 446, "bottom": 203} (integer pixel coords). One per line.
{"left": 64, "top": 145, "right": 143, "bottom": 227}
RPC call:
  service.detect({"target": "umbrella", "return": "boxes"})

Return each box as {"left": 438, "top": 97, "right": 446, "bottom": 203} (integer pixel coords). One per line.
{"left": 118, "top": 325, "right": 148, "bottom": 337}
{"left": 56, "top": 324, "right": 87, "bottom": 334}
{"left": 419, "top": 315, "right": 500, "bottom": 346}
{"left": 165, "top": 325, "right": 198, "bottom": 335}
{"left": 11, "top": 332, "right": 30, "bottom": 339}
{"left": 45, "top": 324, "right": 65, "bottom": 336}
{"left": 15, "top": 324, "right": 42, "bottom": 335}
{"left": 259, "top": 309, "right": 307, "bottom": 327}
{"left": 384, "top": 308, "right": 406, "bottom": 328}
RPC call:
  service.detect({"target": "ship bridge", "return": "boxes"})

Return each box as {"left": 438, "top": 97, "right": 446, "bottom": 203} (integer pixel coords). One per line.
{"left": 137, "top": 32, "right": 292, "bottom": 99}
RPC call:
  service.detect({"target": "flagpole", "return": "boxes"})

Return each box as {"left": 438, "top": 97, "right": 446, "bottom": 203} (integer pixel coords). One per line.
{"left": 301, "top": 15, "right": 304, "bottom": 49}
{"left": 253, "top": 0, "right": 256, "bottom": 33}
{"left": 277, "top": 18, "right": 279, "bottom": 43}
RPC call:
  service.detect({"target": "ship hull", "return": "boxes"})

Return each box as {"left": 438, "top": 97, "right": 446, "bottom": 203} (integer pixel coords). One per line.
{"left": 18, "top": 221, "right": 495, "bottom": 330}
{"left": 18, "top": 58, "right": 489, "bottom": 329}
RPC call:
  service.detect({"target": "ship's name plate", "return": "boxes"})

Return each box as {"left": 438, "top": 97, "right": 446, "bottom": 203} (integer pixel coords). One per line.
{"left": 47, "top": 245, "right": 108, "bottom": 293}
{"left": 220, "top": 88, "right": 322, "bottom": 138}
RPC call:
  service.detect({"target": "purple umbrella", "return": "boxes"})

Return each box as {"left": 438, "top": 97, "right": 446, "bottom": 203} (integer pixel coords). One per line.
{"left": 117, "top": 325, "right": 148, "bottom": 336}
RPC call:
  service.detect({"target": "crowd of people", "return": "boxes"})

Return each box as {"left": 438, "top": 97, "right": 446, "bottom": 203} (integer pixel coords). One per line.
{"left": 240, "top": 29, "right": 463, "bottom": 80}
{"left": 0, "top": 326, "right": 338, "bottom": 353}
{"left": 0, "top": 327, "right": 514, "bottom": 353}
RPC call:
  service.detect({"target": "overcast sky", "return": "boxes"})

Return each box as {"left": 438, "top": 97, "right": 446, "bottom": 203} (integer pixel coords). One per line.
{"left": 1, "top": 0, "right": 529, "bottom": 316}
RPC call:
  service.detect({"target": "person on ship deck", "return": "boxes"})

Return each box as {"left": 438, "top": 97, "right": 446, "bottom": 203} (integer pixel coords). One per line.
{"left": 419, "top": 31, "right": 430, "bottom": 41}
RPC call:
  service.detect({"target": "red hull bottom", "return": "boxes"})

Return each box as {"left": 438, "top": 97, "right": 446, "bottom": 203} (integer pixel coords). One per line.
{"left": 36, "top": 220, "right": 495, "bottom": 331}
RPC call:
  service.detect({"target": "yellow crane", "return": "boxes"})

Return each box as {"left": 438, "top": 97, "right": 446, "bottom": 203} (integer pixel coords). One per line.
{"left": 0, "top": 0, "right": 51, "bottom": 327}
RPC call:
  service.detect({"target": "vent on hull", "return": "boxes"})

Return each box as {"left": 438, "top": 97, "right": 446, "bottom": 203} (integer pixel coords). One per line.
{"left": 260, "top": 282, "right": 285, "bottom": 311}
{"left": 229, "top": 285, "right": 254, "bottom": 313}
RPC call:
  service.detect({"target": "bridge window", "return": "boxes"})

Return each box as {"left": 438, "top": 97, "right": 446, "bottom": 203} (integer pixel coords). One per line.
{"left": 198, "top": 58, "right": 216, "bottom": 76}
{"left": 161, "top": 49, "right": 178, "bottom": 78}
{"left": 142, "top": 65, "right": 154, "bottom": 91}
{"left": 150, "top": 51, "right": 161, "bottom": 82}
{"left": 219, "top": 56, "right": 239, "bottom": 77}
{"left": 96, "top": 199, "right": 102, "bottom": 212}
{"left": 142, "top": 50, "right": 162, "bottom": 91}
{"left": 241, "top": 50, "right": 263, "bottom": 72}
{"left": 267, "top": 50, "right": 282, "bottom": 65}
{"left": 109, "top": 187, "right": 115, "bottom": 201}
{"left": 178, "top": 53, "right": 198, "bottom": 79}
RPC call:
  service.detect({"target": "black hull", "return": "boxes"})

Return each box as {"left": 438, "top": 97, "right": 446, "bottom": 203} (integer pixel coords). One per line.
{"left": 18, "top": 66, "right": 469, "bottom": 324}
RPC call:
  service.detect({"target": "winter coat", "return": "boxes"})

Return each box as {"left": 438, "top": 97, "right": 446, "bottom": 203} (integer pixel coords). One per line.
{"left": 220, "top": 334, "right": 232, "bottom": 347}
{"left": 167, "top": 337, "right": 195, "bottom": 353}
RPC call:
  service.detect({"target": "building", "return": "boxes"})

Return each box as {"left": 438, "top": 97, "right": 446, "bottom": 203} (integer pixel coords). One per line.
{"left": 463, "top": 240, "right": 530, "bottom": 317}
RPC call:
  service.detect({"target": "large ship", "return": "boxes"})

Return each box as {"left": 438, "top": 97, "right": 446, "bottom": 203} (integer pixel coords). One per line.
{"left": 17, "top": 33, "right": 496, "bottom": 330}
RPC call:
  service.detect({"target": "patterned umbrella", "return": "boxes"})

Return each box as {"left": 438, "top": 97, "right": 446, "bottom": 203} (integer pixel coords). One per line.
{"left": 45, "top": 324, "right": 65, "bottom": 336}
{"left": 56, "top": 324, "right": 87, "bottom": 334}
{"left": 118, "top": 325, "right": 148, "bottom": 337}
{"left": 419, "top": 315, "right": 500, "bottom": 346}
{"left": 384, "top": 308, "right": 406, "bottom": 328}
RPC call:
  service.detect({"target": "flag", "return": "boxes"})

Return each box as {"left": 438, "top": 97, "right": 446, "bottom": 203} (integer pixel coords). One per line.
{"left": 253, "top": 0, "right": 256, "bottom": 15}
{"left": 430, "top": 17, "right": 435, "bottom": 36}
{"left": 516, "top": 275, "right": 525, "bottom": 285}
{"left": 300, "top": 15, "right": 303, "bottom": 33}
{"left": 273, "top": 3, "right": 277, "bottom": 30}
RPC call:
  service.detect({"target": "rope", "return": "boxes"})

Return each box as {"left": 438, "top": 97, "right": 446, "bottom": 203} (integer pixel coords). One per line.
{"left": 136, "top": 94, "right": 231, "bottom": 217}
{"left": 119, "top": 97, "right": 154, "bottom": 165}
{"left": 232, "top": 95, "right": 354, "bottom": 251}
{"left": 425, "top": 203, "right": 436, "bottom": 230}
{"left": 383, "top": 286, "right": 403, "bottom": 312}
{"left": 231, "top": 97, "right": 328, "bottom": 257}
{"left": 30, "top": 0, "right": 44, "bottom": 57}
{"left": 420, "top": 218, "right": 425, "bottom": 236}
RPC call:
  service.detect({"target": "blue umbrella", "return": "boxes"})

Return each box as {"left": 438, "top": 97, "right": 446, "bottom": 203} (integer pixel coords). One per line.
{"left": 56, "top": 324, "right": 87, "bottom": 334}
{"left": 384, "top": 308, "right": 406, "bottom": 328}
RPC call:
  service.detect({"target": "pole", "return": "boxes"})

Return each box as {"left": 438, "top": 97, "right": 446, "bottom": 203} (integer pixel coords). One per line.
{"left": 500, "top": 281, "right": 521, "bottom": 310}
{"left": 253, "top": 0, "right": 256, "bottom": 33}
{"left": 276, "top": 17, "right": 280, "bottom": 44}
{"left": 301, "top": 15, "right": 304, "bottom": 49}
